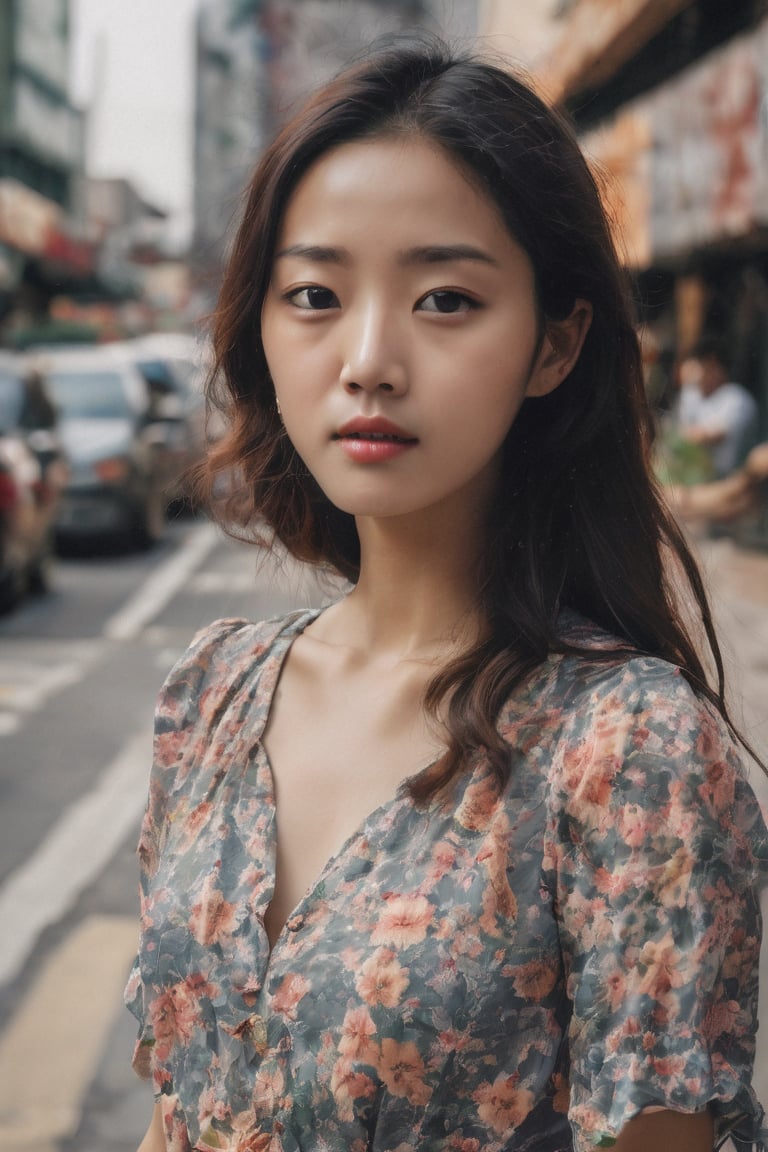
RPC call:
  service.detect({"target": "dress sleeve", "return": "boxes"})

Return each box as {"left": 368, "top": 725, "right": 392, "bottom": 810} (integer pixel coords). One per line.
{"left": 547, "top": 658, "right": 768, "bottom": 1151}
{"left": 124, "top": 616, "right": 251, "bottom": 1082}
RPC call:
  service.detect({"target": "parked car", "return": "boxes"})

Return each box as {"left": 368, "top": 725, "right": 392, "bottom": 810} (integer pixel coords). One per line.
{"left": 115, "top": 333, "right": 209, "bottom": 508}
{"left": 0, "top": 352, "right": 67, "bottom": 610}
{"left": 35, "top": 346, "right": 181, "bottom": 547}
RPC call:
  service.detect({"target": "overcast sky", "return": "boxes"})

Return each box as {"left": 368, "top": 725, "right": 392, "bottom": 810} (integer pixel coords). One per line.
{"left": 70, "top": 0, "right": 201, "bottom": 245}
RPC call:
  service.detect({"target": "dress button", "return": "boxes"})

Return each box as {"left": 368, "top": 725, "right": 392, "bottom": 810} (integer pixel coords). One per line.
{"left": 286, "top": 913, "right": 305, "bottom": 932}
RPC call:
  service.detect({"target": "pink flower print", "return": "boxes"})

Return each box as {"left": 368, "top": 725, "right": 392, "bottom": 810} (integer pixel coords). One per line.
{"left": 698, "top": 758, "right": 736, "bottom": 815}
{"left": 338, "top": 1006, "right": 379, "bottom": 1063}
{"left": 371, "top": 894, "right": 434, "bottom": 949}
{"left": 190, "top": 872, "right": 239, "bottom": 947}
{"left": 593, "top": 865, "right": 634, "bottom": 900}
{"left": 651, "top": 1053, "right": 687, "bottom": 1077}
{"left": 510, "top": 958, "right": 558, "bottom": 1002}
{"left": 703, "top": 998, "right": 742, "bottom": 1042}
{"left": 473, "top": 1074, "right": 535, "bottom": 1134}
{"left": 655, "top": 846, "right": 695, "bottom": 909}
{"left": 599, "top": 963, "right": 628, "bottom": 1013}
{"left": 150, "top": 977, "right": 205, "bottom": 1060}
{"left": 356, "top": 948, "right": 410, "bottom": 1007}
{"left": 560, "top": 738, "right": 594, "bottom": 794}
{"left": 235, "top": 1135, "right": 274, "bottom": 1152}
{"left": 252, "top": 1065, "right": 286, "bottom": 1112}
{"left": 631, "top": 725, "right": 651, "bottom": 750}
{"left": 695, "top": 710, "right": 722, "bottom": 761}
{"left": 427, "top": 840, "right": 458, "bottom": 882}
{"left": 454, "top": 774, "right": 500, "bottom": 831}
{"left": 580, "top": 756, "right": 620, "bottom": 808}
{"left": 178, "top": 799, "right": 215, "bottom": 853}
{"left": 618, "top": 803, "right": 650, "bottom": 849}
{"left": 664, "top": 783, "right": 698, "bottom": 842}
{"left": 637, "top": 932, "right": 687, "bottom": 1001}
{"left": 163, "top": 1099, "right": 196, "bottom": 1152}
{"left": 477, "top": 816, "right": 518, "bottom": 934}
{"left": 330, "top": 1058, "right": 377, "bottom": 1122}
{"left": 271, "top": 971, "right": 310, "bottom": 1020}
{"left": 378, "top": 1038, "right": 432, "bottom": 1106}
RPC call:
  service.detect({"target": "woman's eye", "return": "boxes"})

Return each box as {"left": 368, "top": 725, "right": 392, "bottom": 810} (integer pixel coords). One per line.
{"left": 287, "top": 286, "right": 339, "bottom": 310}
{"left": 418, "top": 290, "right": 476, "bottom": 314}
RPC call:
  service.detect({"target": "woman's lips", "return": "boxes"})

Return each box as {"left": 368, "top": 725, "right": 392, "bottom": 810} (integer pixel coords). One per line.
{"left": 337, "top": 436, "right": 416, "bottom": 463}
{"left": 333, "top": 417, "right": 418, "bottom": 463}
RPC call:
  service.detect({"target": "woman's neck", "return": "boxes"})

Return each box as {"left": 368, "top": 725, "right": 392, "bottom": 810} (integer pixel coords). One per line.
{"left": 324, "top": 504, "right": 489, "bottom": 662}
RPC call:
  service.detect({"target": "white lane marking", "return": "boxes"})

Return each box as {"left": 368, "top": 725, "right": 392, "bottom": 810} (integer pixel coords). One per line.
{"left": 104, "top": 520, "right": 219, "bottom": 640}
{"left": 0, "top": 660, "right": 86, "bottom": 711}
{"left": 0, "top": 641, "right": 103, "bottom": 710}
{"left": 0, "top": 914, "right": 139, "bottom": 1149}
{"left": 0, "top": 727, "right": 151, "bottom": 986}
{"left": 190, "top": 569, "right": 256, "bottom": 593}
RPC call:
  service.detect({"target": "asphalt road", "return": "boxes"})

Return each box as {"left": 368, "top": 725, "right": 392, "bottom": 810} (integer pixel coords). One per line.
{"left": 0, "top": 519, "right": 765, "bottom": 1152}
{"left": 0, "top": 516, "right": 331, "bottom": 1152}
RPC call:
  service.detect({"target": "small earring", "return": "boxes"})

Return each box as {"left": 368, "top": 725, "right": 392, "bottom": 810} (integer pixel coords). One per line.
{"left": 275, "top": 396, "right": 282, "bottom": 418}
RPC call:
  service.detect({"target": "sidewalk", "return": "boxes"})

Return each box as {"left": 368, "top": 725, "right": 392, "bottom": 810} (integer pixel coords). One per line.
{"left": 698, "top": 537, "right": 768, "bottom": 611}
{"left": 694, "top": 536, "right": 768, "bottom": 766}
{"left": 693, "top": 537, "right": 768, "bottom": 1137}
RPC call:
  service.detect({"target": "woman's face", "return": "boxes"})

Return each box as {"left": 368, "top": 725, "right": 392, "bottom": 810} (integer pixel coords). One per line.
{"left": 261, "top": 135, "right": 580, "bottom": 524}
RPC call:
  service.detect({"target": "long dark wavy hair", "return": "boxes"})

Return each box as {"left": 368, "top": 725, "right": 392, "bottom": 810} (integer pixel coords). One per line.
{"left": 201, "top": 39, "right": 749, "bottom": 801}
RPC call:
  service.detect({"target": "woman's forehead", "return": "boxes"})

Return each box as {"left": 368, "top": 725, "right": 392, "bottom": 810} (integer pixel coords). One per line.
{"left": 274, "top": 136, "right": 513, "bottom": 254}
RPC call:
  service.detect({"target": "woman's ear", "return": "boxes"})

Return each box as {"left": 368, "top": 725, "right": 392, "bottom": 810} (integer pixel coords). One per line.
{"left": 526, "top": 300, "right": 593, "bottom": 398}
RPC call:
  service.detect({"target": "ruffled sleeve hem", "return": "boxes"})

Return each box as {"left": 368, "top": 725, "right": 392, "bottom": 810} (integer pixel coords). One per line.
{"left": 124, "top": 955, "right": 154, "bottom": 1081}
{"left": 569, "top": 1072, "right": 767, "bottom": 1151}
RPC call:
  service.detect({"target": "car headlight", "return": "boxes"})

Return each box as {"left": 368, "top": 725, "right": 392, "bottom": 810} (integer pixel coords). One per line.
{"left": 93, "top": 456, "right": 131, "bottom": 483}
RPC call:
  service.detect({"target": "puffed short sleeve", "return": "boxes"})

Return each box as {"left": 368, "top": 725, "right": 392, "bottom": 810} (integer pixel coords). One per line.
{"left": 124, "top": 616, "right": 251, "bottom": 1082}
{"left": 546, "top": 658, "right": 768, "bottom": 1150}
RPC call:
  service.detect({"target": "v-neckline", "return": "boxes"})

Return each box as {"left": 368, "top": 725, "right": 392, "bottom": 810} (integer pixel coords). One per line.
{"left": 254, "top": 608, "right": 441, "bottom": 958}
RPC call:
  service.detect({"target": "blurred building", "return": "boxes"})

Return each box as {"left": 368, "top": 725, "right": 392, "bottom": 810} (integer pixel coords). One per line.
{"left": 192, "top": 0, "right": 478, "bottom": 292}
{"left": 0, "top": 0, "right": 95, "bottom": 339}
{"left": 483, "top": 0, "right": 768, "bottom": 435}
{"left": 82, "top": 177, "right": 168, "bottom": 297}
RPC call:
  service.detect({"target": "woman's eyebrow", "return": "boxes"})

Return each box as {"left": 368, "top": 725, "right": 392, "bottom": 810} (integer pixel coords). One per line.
{"left": 274, "top": 244, "right": 350, "bottom": 264}
{"left": 274, "top": 243, "right": 500, "bottom": 267}
{"left": 399, "top": 244, "right": 500, "bottom": 267}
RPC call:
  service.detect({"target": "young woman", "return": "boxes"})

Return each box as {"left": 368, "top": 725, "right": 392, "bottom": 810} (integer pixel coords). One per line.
{"left": 128, "top": 41, "right": 767, "bottom": 1152}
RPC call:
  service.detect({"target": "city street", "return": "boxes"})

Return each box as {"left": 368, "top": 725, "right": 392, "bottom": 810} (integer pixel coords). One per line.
{"left": 0, "top": 517, "right": 332, "bottom": 1152}
{"left": 0, "top": 518, "right": 766, "bottom": 1152}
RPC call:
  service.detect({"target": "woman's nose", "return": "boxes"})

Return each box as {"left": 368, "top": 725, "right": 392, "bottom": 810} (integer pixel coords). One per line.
{"left": 338, "top": 306, "right": 408, "bottom": 395}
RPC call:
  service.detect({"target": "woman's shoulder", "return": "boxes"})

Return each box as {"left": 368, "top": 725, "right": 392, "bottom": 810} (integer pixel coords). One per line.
{"left": 535, "top": 608, "right": 752, "bottom": 786}
{"left": 155, "top": 608, "right": 320, "bottom": 729}
{"left": 553, "top": 607, "right": 706, "bottom": 710}
{"left": 547, "top": 612, "right": 768, "bottom": 836}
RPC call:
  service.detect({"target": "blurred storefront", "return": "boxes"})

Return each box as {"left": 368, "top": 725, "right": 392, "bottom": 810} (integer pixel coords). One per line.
{"left": 482, "top": 0, "right": 768, "bottom": 429}
{"left": 0, "top": 0, "right": 97, "bottom": 339}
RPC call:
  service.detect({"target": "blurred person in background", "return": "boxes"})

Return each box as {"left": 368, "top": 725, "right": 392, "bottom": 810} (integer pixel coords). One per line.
{"left": 126, "top": 41, "right": 767, "bottom": 1152}
{"left": 676, "top": 336, "right": 759, "bottom": 481}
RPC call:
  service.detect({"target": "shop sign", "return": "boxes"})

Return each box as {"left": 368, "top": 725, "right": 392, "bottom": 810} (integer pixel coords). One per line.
{"left": 43, "top": 229, "right": 93, "bottom": 275}
{"left": 579, "top": 16, "right": 768, "bottom": 267}
{"left": 0, "top": 178, "right": 61, "bottom": 255}
{"left": 650, "top": 20, "right": 768, "bottom": 258}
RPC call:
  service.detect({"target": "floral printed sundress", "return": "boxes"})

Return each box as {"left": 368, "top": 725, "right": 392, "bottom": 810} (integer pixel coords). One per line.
{"left": 125, "top": 608, "right": 768, "bottom": 1151}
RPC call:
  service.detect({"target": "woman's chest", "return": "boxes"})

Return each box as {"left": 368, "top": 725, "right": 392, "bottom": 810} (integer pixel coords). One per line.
{"left": 145, "top": 758, "right": 561, "bottom": 1028}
